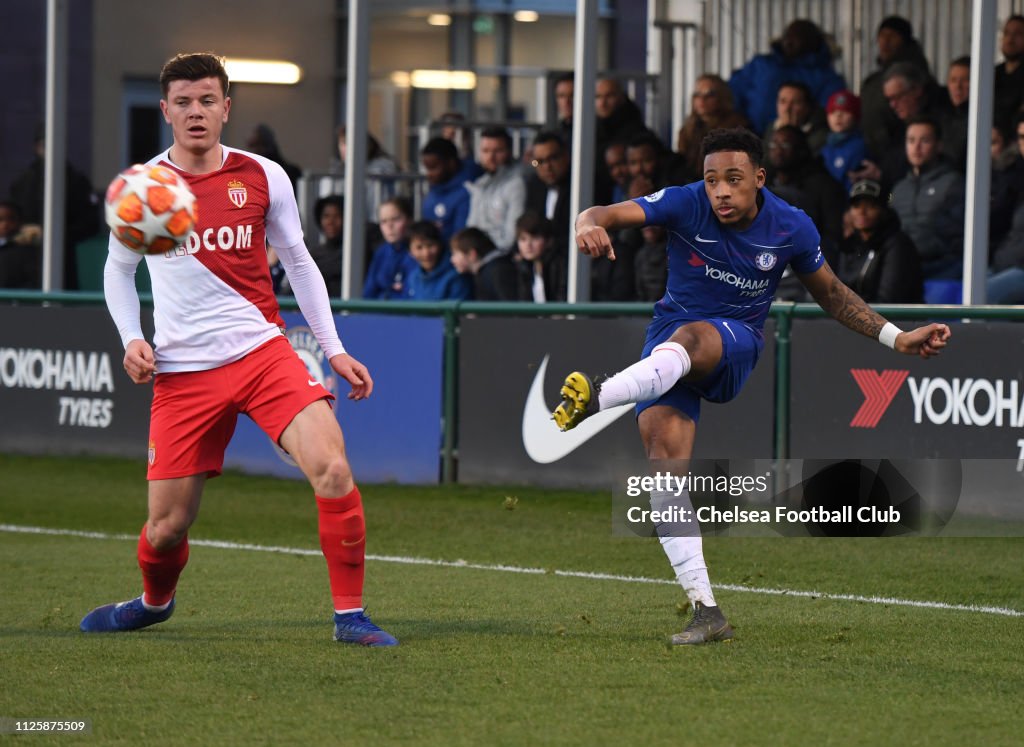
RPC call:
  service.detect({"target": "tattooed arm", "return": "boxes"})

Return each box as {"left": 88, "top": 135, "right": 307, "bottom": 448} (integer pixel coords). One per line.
{"left": 799, "top": 263, "right": 952, "bottom": 359}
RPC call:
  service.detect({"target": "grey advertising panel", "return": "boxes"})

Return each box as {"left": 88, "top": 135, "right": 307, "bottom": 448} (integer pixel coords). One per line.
{"left": 790, "top": 319, "right": 1024, "bottom": 459}
{"left": 0, "top": 305, "right": 153, "bottom": 458}
{"left": 789, "top": 319, "right": 1024, "bottom": 518}
{"left": 458, "top": 316, "right": 775, "bottom": 487}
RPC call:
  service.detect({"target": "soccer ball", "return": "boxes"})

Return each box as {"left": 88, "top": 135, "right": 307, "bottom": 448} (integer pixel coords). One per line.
{"left": 104, "top": 164, "right": 197, "bottom": 254}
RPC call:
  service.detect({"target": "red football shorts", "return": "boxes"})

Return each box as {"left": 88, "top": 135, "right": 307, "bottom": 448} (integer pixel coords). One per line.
{"left": 147, "top": 335, "right": 334, "bottom": 480}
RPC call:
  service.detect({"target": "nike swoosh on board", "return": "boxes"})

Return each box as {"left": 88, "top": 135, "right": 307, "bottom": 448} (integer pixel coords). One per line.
{"left": 521, "top": 355, "right": 633, "bottom": 464}
{"left": 694, "top": 234, "right": 717, "bottom": 243}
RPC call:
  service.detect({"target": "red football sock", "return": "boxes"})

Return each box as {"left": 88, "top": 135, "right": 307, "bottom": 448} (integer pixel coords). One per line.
{"left": 137, "top": 525, "right": 189, "bottom": 607}
{"left": 316, "top": 487, "right": 365, "bottom": 611}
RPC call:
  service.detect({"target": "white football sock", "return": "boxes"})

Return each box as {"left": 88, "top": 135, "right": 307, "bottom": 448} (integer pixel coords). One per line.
{"left": 649, "top": 487, "right": 717, "bottom": 607}
{"left": 597, "top": 342, "right": 691, "bottom": 410}
{"left": 141, "top": 596, "right": 171, "bottom": 613}
{"left": 659, "top": 535, "right": 717, "bottom": 607}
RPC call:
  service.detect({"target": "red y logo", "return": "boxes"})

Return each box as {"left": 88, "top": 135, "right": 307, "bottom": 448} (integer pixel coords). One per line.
{"left": 849, "top": 369, "right": 909, "bottom": 428}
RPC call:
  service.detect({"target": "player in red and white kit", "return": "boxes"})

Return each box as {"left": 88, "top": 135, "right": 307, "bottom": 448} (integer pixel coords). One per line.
{"left": 80, "top": 53, "right": 397, "bottom": 646}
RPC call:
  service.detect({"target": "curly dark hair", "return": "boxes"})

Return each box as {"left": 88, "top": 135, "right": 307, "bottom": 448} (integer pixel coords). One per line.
{"left": 700, "top": 127, "right": 764, "bottom": 168}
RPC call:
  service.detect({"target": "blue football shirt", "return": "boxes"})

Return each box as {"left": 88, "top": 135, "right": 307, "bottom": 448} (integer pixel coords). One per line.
{"left": 633, "top": 182, "right": 824, "bottom": 329}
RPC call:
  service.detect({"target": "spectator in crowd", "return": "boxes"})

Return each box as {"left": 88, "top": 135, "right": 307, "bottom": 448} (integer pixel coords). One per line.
{"left": 594, "top": 77, "right": 652, "bottom": 203}
{"left": 821, "top": 90, "right": 868, "bottom": 190}
{"left": 466, "top": 127, "right": 527, "bottom": 253}
{"left": 514, "top": 210, "right": 566, "bottom": 303}
{"left": 553, "top": 73, "right": 574, "bottom": 141}
{"left": 420, "top": 137, "right": 470, "bottom": 243}
{"left": 763, "top": 80, "right": 830, "bottom": 157}
{"left": 991, "top": 123, "right": 1021, "bottom": 244}
{"left": 525, "top": 131, "right": 572, "bottom": 257}
{"left": 592, "top": 173, "right": 649, "bottom": 303}
{"left": 405, "top": 220, "right": 471, "bottom": 301}
{"left": 8, "top": 126, "right": 99, "bottom": 290}
{"left": 626, "top": 133, "right": 689, "bottom": 189}
{"left": 676, "top": 74, "right": 750, "bottom": 181}
{"left": 246, "top": 123, "right": 302, "bottom": 192}
{"left": 633, "top": 208, "right": 668, "bottom": 303}
{"left": 837, "top": 180, "right": 923, "bottom": 303}
{"left": 439, "top": 111, "right": 484, "bottom": 183}
{"left": 766, "top": 125, "right": 847, "bottom": 249}
{"left": 363, "top": 196, "right": 416, "bottom": 299}
{"left": 728, "top": 18, "right": 846, "bottom": 134}
{"left": 851, "top": 62, "right": 950, "bottom": 188}
{"left": 891, "top": 117, "right": 965, "bottom": 279}
{"left": 337, "top": 126, "right": 399, "bottom": 223}
{"left": 987, "top": 112, "right": 1024, "bottom": 303}
{"left": 941, "top": 56, "right": 971, "bottom": 172}
{"left": 604, "top": 142, "right": 631, "bottom": 204}
{"left": 995, "top": 16, "right": 1024, "bottom": 132}
{"left": 307, "top": 195, "right": 345, "bottom": 297}
{"left": 452, "top": 227, "right": 520, "bottom": 299}
{"left": 450, "top": 226, "right": 518, "bottom": 301}
{"left": 0, "top": 200, "right": 40, "bottom": 289}
{"left": 859, "top": 16, "right": 933, "bottom": 162}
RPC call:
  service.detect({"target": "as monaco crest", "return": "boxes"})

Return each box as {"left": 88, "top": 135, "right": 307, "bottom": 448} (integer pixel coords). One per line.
{"left": 227, "top": 179, "right": 247, "bottom": 208}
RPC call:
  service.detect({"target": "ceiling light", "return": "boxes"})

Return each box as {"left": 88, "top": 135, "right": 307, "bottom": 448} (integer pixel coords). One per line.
{"left": 409, "top": 69, "right": 477, "bottom": 90}
{"left": 224, "top": 59, "right": 302, "bottom": 85}
{"left": 513, "top": 10, "right": 539, "bottom": 22}
{"left": 427, "top": 13, "right": 452, "bottom": 26}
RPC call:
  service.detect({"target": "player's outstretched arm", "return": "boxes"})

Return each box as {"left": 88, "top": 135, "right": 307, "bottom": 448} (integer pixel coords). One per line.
{"left": 799, "top": 263, "right": 951, "bottom": 359}
{"left": 330, "top": 353, "right": 374, "bottom": 401}
{"left": 575, "top": 200, "right": 647, "bottom": 261}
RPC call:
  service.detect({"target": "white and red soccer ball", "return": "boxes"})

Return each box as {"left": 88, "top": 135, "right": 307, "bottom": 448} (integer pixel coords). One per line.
{"left": 104, "top": 164, "right": 197, "bottom": 254}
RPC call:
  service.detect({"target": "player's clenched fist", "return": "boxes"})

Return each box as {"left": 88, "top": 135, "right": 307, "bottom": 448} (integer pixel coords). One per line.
{"left": 575, "top": 224, "right": 616, "bottom": 260}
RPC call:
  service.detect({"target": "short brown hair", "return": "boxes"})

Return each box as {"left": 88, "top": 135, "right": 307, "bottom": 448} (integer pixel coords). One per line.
{"left": 160, "top": 53, "right": 229, "bottom": 97}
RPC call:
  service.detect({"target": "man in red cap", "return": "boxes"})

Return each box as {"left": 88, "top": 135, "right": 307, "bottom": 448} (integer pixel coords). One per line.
{"left": 821, "top": 89, "right": 868, "bottom": 190}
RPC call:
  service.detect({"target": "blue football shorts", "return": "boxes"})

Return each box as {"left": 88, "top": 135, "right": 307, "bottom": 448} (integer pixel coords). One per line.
{"left": 636, "top": 315, "right": 763, "bottom": 423}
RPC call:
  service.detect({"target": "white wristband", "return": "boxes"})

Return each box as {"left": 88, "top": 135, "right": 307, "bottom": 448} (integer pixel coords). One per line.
{"left": 878, "top": 322, "right": 902, "bottom": 349}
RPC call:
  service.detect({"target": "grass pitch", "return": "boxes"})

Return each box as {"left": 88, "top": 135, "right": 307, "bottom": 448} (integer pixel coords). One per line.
{"left": 1, "top": 454, "right": 1022, "bottom": 746}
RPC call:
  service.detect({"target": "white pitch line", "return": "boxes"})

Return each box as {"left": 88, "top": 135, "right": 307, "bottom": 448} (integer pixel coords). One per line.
{"left": 3, "top": 523, "right": 1022, "bottom": 618}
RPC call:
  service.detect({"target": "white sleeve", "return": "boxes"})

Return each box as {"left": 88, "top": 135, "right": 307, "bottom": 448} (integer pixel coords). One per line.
{"left": 259, "top": 157, "right": 305, "bottom": 250}
{"left": 275, "top": 240, "right": 346, "bottom": 359}
{"left": 103, "top": 238, "right": 146, "bottom": 348}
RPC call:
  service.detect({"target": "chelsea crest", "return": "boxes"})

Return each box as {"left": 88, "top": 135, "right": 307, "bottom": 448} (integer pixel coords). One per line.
{"left": 755, "top": 250, "right": 777, "bottom": 271}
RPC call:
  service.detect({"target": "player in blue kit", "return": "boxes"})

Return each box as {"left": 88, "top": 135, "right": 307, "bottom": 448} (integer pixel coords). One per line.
{"left": 553, "top": 128, "right": 950, "bottom": 644}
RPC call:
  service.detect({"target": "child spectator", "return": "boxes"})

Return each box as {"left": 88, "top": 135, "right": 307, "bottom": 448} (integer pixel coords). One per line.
{"left": 405, "top": 221, "right": 472, "bottom": 301}
{"left": 363, "top": 197, "right": 416, "bottom": 299}
{"left": 821, "top": 90, "right": 868, "bottom": 190}
{"left": 420, "top": 137, "right": 471, "bottom": 242}
{"left": 307, "top": 195, "right": 345, "bottom": 296}
{"left": 513, "top": 211, "right": 566, "bottom": 302}
{"left": 450, "top": 227, "right": 518, "bottom": 301}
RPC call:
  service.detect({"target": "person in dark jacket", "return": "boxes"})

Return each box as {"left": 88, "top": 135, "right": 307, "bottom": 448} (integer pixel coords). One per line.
{"left": 890, "top": 117, "right": 965, "bottom": 279}
{"left": 837, "top": 180, "right": 923, "bottom": 303}
{"left": 766, "top": 125, "right": 847, "bottom": 248}
{"left": 858, "top": 16, "right": 935, "bottom": 162}
{"left": 987, "top": 113, "right": 1024, "bottom": 303}
{"left": 306, "top": 195, "right": 345, "bottom": 296}
{"left": 513, "top": 211, "right": 566, "bottom": 302}
{"left": 450, "top": 226, "right": 518, "bottom": 301}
